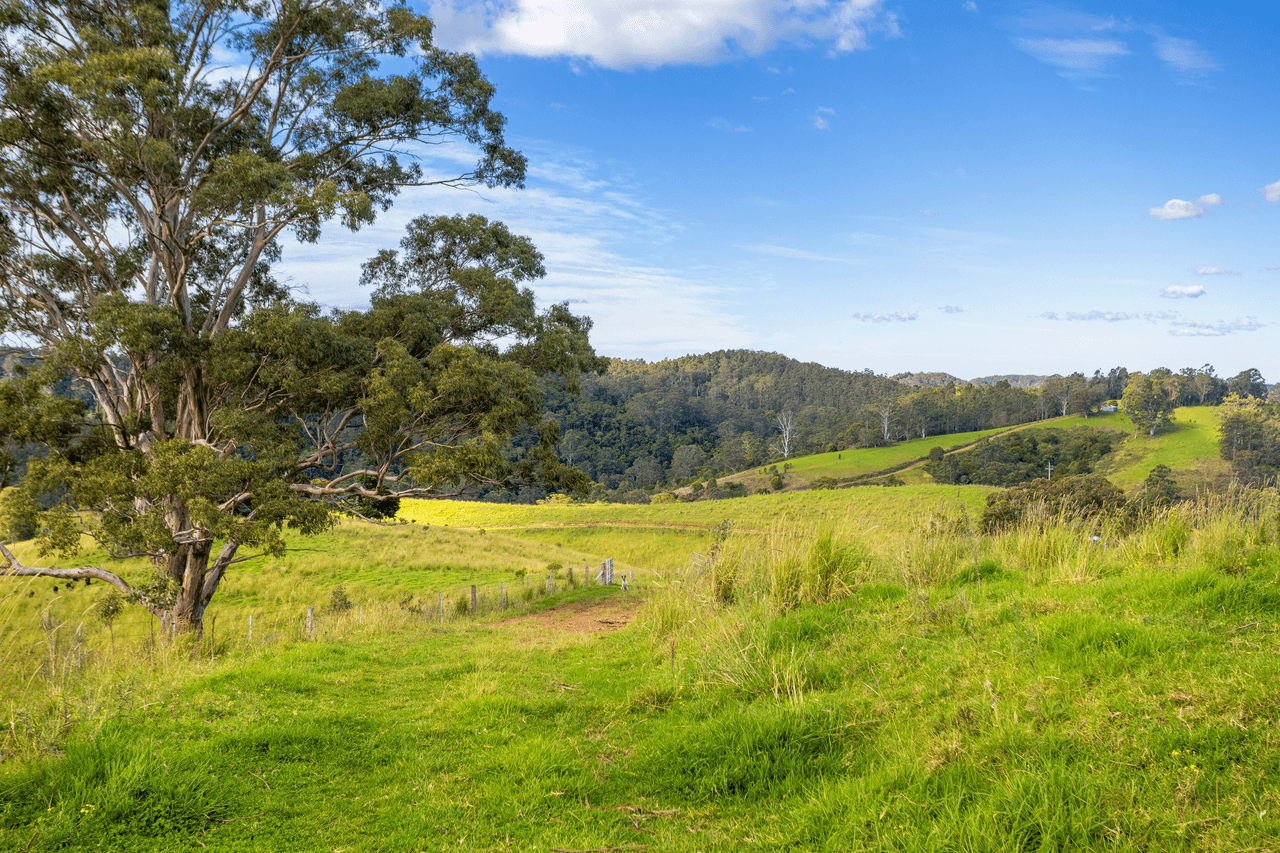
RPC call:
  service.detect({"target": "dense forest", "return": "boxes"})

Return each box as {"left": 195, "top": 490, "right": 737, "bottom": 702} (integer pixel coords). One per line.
{"left": 923, "top": 427, "right": 1121, "bottom": 487}
{"left": 2, "top": 345, "right": 1275, "bottom": 503}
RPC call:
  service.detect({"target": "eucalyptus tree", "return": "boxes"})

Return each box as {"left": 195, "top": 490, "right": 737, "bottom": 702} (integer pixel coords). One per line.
{"left": 1121, "top": 373, "right": 1177, "bottom": 437}
{"left": 0, "top": 0, "right": 603, "bottom": 633}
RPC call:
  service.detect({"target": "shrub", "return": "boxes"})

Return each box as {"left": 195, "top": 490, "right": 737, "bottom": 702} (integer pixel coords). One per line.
{"left": 327, "top": 584, "right": 353, "bottom": 613}
{"left": 981, "top": 474, "right": 1128, "bottom": 533}
{"left": 811, "top": 476, "right": 838, "bottom": 491}
{"left": 769, "top": 475, "right": 784, "bottom": 491}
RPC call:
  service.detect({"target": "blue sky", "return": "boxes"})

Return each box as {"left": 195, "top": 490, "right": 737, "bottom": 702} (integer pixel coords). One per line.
{"left": 285, "top": 0, "right": 1280, "bottom": 381}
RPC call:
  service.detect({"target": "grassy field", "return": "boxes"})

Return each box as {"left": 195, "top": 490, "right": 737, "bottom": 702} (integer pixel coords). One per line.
{"left": 0, "top": 405, "right": 1264, "bottom": 852}
{"left": 717, "top": 412, "right": 1134, "bottom": 492}
{"left": 401, "top": 484, "right": 992, "bottom": 569}
{"left": 0, "top": 522, "right": 632, "bottom": 671}
{"left": 1097, "top": 406, "right": 1229, "bottom": 491}
{"left": 720, "top": 425, "right": 1014, "bottom": 491}
{"left": 4, "top": 490, "right": 1280, "bottom": 851}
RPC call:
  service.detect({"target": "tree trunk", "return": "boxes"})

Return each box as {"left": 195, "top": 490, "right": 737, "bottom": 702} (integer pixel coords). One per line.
{"left": 165, "top": 541, "right": 213, "bottom": 636}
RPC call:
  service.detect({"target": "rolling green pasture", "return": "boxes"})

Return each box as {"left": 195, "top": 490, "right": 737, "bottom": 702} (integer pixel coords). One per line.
{"left": 400, "top": 484, "right": 992, "bottom": 569}
{"left": 1097, "top": 406, "right": 1229, "bottom": 490}
{"left": 5, "top": 494, "right": 1280, "bottom": 851}
{"left": 723, "top": 412, "right": 1130, "bottom": 492}
{"left": 0, "top": 523, "right": 624, "bottom": 661}
{"left": 723, "top": 425, "right": 1013, "bottom": 490}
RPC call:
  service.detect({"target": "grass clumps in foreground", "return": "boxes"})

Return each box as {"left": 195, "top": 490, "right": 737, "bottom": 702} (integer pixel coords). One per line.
{"left": 4, "top": 492, "right": 1280, "bottom": 850}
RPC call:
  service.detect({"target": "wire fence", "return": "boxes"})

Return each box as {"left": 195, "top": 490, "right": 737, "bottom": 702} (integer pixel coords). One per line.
{"left": 0, "top": 560, "right": 637, "bottom": 699}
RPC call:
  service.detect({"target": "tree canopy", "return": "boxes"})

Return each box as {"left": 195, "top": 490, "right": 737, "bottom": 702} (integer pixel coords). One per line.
{"left": 0, "top": 0, "right": 603, "bottom": 633}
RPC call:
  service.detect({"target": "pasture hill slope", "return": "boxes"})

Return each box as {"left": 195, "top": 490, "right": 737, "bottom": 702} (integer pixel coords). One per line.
{"left": 697, "top": 407, "right": 1227, "bottom": 496}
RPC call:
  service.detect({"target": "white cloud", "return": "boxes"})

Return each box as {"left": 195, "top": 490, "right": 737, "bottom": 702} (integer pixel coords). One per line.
{"left": 916, "top": 209, "right": 940, "bottom": 216}
{"left": 708, "top": 117, "right": 752, "bottom": 132}
{"left": 816, "top": 106, "right": 836, "bottom": 114}
{"left": 812, "top": 114, "right": 830, "bottom": 130}
{"left": 962, "top": 1, "right": 977, "bottom": 11}
{"left": 1152, "top": 34, "right": 1216, "bottom": 77}
{"left": 1162, "top": 285, "right": 1205, "bottom": 299}
{"left": 1263, "top": 179, "right": 1280, "bottom": 203}
{"left": 739, "top": 244, "right": 865, "bottom": 264}
{"left": 854, "top": 311, "right": 918, "bottom": 322}
{"left": 1190, "top": 266, "right": 1236, "bottom": 276}
{"left": 1015, "top": 37, "right": 1129, "bottom": 77}
{"left": 939, "top": 305, "right": 964, "bottom": 314}
{"left": 426, "top": 0, "right": 896, "bottom": 70}
{"left": 1148, "top": 194, "right": 1224, "bottom": 220}
{"left": 1169, "top": 317, "right": 1263, "bottom": 337}
{"left": 1040, "top": 310, "right": 1135, "bottom": 322}
{"left": 278, "top": 141, "right": 760, "bottom": 357}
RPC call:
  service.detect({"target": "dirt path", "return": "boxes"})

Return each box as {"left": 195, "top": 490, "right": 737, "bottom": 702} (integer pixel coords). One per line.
{"left": 503, "top": 594, "right": 642, "bottom": 634}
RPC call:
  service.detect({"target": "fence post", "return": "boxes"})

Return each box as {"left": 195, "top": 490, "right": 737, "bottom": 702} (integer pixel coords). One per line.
{"left": 359, "top": 604, "right": 363, "bottom": 624}
{"left": 470, "top": 585, "right": 477, "bottom": 614}
{"left": 306, "top": 606, "right": 314, "bottom": 637}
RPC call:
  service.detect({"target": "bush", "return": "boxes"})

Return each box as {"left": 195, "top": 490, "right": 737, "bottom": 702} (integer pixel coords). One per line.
{"left": 811, "top": 476, "right": 838, "bottom": 491}
{"left": 981, "top": 474, "right": 1128, "bottom": 532}
{"left": 0, "top": 486, "right": 38, "bottom": 542}
{"left": 327, "top": 584, "right": 353, "bottom": 614}
{"left": 769, "top": 475, "right": 784, "bottom": 491}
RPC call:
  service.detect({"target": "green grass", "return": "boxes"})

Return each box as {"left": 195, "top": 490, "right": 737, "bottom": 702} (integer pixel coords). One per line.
{"left": 0, "top": 521, "right": 631, "bottom": 680}
{"left": 723, "top": 413, "right": 1131, "bottom": 492}
{"left": 5, "top": 478, "right": 1279, "bottom": 851}
{"left": 1097, "top": 406, "right": 1229, "bottom": 490}
{"left": 400, "top": 484, "right": 992, "bottom": 568}
{"left": 6, "top": 501, "right": 1280, "bottom": 850}
{"left": 740, "top": 425, "right": 1013, "bottom": 487}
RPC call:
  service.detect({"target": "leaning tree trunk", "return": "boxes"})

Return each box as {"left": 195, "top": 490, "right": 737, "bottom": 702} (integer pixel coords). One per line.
{"left": 164, "top": 540, "right": 214, "bottom": 637}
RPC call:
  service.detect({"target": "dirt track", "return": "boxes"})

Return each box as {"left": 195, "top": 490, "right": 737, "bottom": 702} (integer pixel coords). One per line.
{"left": 503, "top": 595, "right": 641, "bottom": 634}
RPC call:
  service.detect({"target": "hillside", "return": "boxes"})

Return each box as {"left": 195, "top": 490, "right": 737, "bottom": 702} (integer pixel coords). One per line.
{"left": 970, "top": 373, "right": 1054, "bottom": 387}
{"left": 891, "top": 371, "right": 967, "bottom": 388}
{"left": 8, "top": 482, "right": 1280, "bottom": 850}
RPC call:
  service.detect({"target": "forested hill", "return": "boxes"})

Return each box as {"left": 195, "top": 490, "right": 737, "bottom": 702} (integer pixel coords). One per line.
{"left": 892, "top": 372, "right": 966, "bottom": 388}
{"left": 592, "top": 350, "right": 905, "bottom": 428}
{"left": 526, "top": 350, "right": 910, "bottom": 499}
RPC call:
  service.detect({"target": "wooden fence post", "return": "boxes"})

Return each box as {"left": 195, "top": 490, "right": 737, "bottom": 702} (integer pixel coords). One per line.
{"left": 306, "top": 606, "right": 314, "bottom": 637}
{"left": 470, "top": 585, "right": 477, "bottom": 614}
